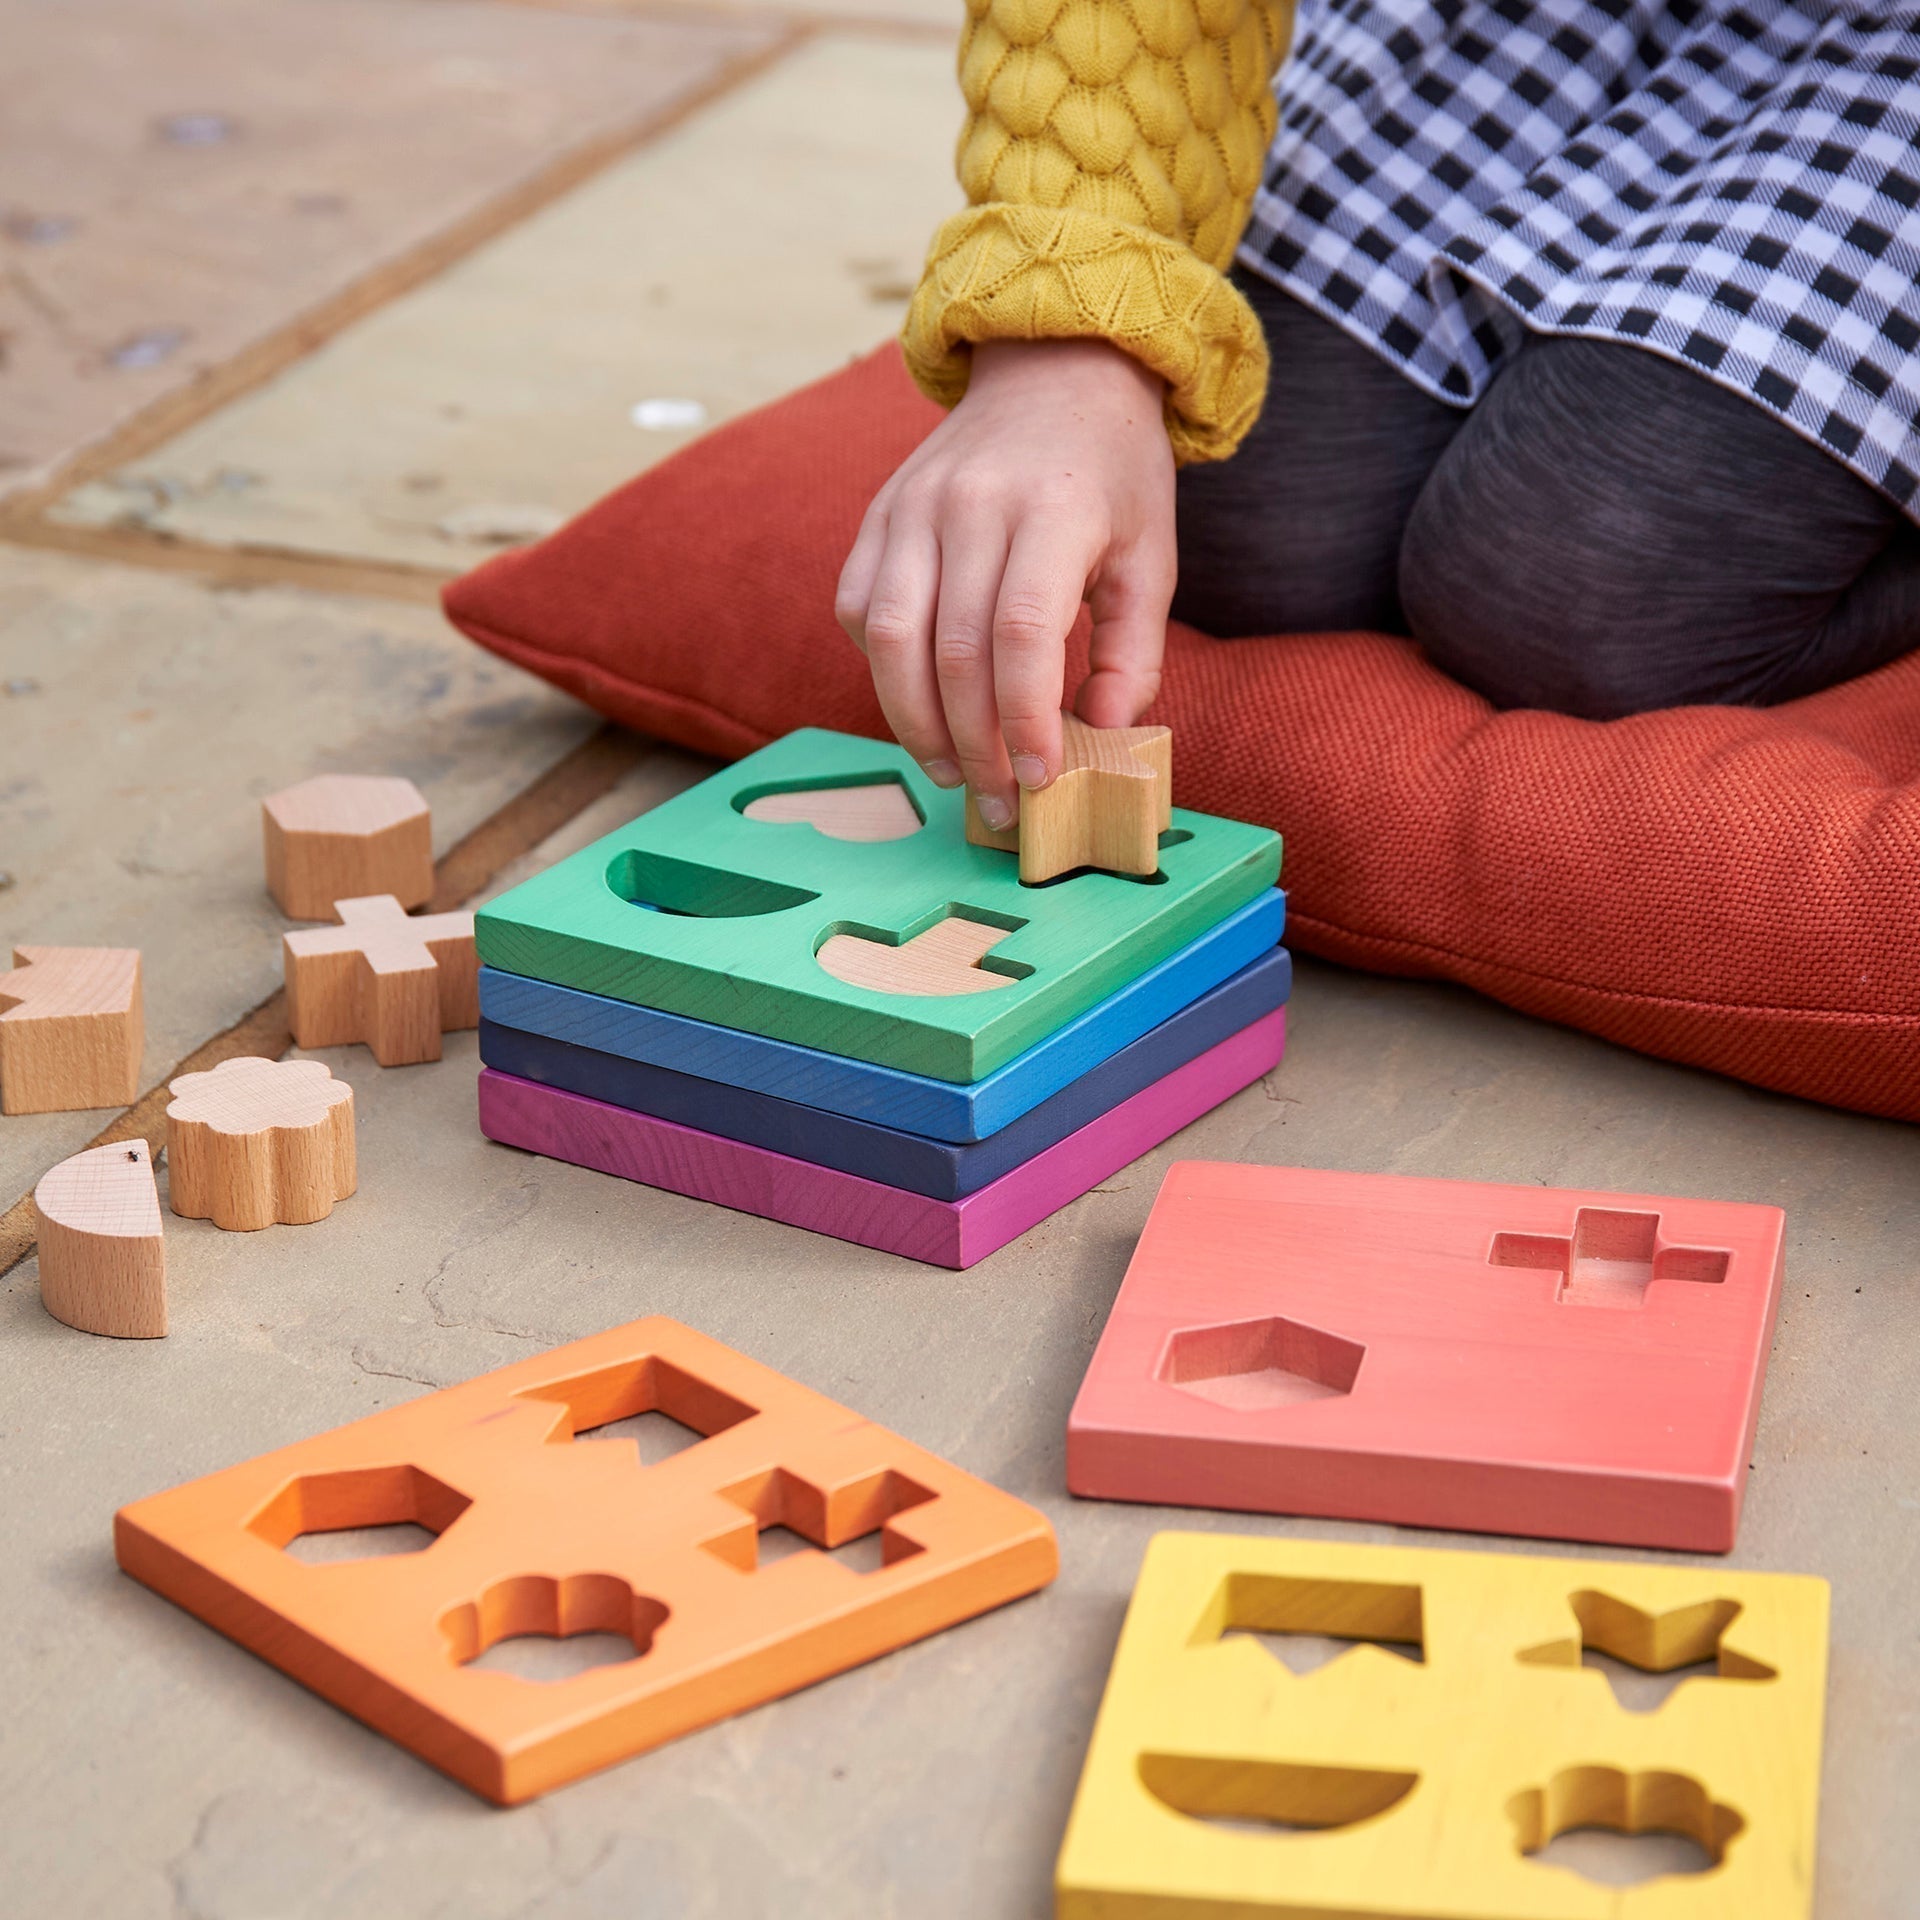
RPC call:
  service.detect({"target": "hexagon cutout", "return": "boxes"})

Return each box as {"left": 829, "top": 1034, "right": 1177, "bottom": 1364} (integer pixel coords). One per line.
{"left": 1160, "top": 1315, "right": 1366, "bottom": 1412}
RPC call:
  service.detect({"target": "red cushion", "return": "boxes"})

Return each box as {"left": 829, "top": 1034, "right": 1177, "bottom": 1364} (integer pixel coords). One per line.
{"left": 444, "top": 344, "right": 1920, "bottom": 1123}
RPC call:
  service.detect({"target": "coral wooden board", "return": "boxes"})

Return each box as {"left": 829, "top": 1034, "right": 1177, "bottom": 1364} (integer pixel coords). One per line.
{"left": 479, "top": 890, "right": 1285, "bottom": 1143}
{"left": 1068, "top": 1164, "right": 1787, "bottom": 1551}
{"left": 478, "top": 1014, "right": 1286, "bottom": 1269}
{"left": 1055, "top": 1533, "right": 1828, "bottom": 1920}
{"left": 479, "top": 953, "right": 1290, "bottom": 1201}
{"left": 475, "top": 729, "right": 1280, "bottom": 1081}
{"left": 115, "top": 1318, "right": 1057, "bottom": 1805}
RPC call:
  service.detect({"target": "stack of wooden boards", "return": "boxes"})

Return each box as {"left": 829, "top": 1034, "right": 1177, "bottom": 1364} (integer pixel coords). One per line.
{"left": 471, "top": 730, "right": 1289, "bottom": 1267}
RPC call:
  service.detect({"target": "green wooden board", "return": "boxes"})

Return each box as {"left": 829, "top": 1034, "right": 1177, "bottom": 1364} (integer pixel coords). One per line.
{"left": 475, "top": 730, "right": 1282, "bottom": 1082}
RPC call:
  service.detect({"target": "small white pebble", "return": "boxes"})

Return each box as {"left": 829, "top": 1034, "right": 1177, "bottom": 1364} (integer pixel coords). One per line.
{"left": 630, "top": 398, "right": 707, "bottom": 432}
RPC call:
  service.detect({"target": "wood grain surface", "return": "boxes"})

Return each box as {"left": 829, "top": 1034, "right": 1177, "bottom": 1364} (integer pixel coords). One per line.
{"left": 1067, "top": 1162, "right": 1788, "bottom": 1551}
{"left": 477, "top": 1012, "right": 1286, "bottom": 1269}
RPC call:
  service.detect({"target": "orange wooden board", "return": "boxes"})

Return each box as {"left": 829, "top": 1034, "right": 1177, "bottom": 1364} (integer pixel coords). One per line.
{"left": 116, "top": 1317, "right": 1058, "bottom": 1803}
{"left": 1067, "top": 1163, "right": 1787, "bottom": 1551}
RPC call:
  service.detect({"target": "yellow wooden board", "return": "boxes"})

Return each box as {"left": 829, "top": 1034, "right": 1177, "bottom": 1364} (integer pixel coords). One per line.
{"left": 1056, "top": 1534, "right": 1828, "bottom": 1919}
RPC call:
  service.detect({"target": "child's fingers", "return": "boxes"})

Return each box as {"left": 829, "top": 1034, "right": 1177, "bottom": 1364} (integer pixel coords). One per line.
{"left": 834, "top": 493, "right": 894, "bottom": 651}
{"left": 993, "top": 515, "right": 1092, "bottom": 790}
{"left": 933, "top": 513, "right": 1018, "bottom": 828}
{"left": 863, "top": 520, "right": 957, "bottom": 782}
{"left": 1077, "top": 538, "right": 1175, "bottom": 727}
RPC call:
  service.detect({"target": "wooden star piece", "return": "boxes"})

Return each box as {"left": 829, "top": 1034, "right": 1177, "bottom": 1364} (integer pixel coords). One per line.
{"left": 964, "top": 716, "right": 1172, "bottom": 883}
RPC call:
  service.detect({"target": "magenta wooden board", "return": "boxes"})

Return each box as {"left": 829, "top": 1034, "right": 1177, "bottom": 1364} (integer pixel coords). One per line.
{"left": 478, "top": 1015, "right": 1285, "bottom": 1269}
{"left": 1067, "top": 1162, "right": 1788, "bottom": 1551}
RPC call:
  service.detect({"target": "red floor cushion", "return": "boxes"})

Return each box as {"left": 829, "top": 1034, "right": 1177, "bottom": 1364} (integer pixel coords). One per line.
{"left": 444, "top": 345, "right": 1920, "bottom": 1123}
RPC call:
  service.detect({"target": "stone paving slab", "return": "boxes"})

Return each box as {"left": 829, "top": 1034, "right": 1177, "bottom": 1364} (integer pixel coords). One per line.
{"left": 50, "top": 34, "right": 964, "bottom": 571}
{"left": 0, "top": 0, "right": 781, "bottom": 499}
{"left": 1, "top": 915, "right": 1911, "bottom": 1913}
{"left": 0, "top": 545, "right": 599, "bottom": 1210}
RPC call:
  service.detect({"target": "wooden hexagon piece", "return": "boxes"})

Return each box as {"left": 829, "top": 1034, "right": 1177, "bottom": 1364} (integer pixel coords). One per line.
{"left": 262, "top": 774, "right": 432, "bottom": 920}
{"left": 35, "top": 1140, "right": 168, "bottom": 1338}
{"left": 165, "top": 1056, "right": 356, "bottom": 1231}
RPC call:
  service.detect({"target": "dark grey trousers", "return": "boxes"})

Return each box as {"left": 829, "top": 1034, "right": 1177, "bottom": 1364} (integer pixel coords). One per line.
{"left": 1172, "top": 270, "right": 1920, "bottom": 718}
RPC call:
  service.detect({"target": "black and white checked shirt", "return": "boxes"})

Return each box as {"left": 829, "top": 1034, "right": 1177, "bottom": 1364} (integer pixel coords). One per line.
{"left": 1241, "top": 1, "right": 1920, "bottom": 516}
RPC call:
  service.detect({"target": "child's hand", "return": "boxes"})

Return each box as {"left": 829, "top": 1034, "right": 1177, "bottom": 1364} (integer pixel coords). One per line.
{"left": 835, "top": 338, "right": 1175, "bottom": 832}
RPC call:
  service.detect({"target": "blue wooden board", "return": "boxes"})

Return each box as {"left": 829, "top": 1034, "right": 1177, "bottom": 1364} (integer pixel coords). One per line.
{"left": 478, "top": 948, "right": 1291, "bottom": 1201}
{"left": 475, "top": 729, "right": 1281, "bottom": 1081}
{"left": 479, "top": 890, "right": 1286, "bottom": 1143}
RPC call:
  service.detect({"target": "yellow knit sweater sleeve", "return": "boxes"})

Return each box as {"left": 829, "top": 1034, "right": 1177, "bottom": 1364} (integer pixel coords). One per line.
{"left": 902, "top": 0, "right": 1294, "bottom": 464}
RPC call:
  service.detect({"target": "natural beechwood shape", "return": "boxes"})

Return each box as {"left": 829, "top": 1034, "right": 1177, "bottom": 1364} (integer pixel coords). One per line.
{"left": 263, "top": 774, "right": 433, "bottom": 921}
{"left": 815, "top": 914, "right": 1017, "bottom": 997}
{"left": 284, "top": 895, "right": 479, "bottom": 1066}
{"left": 34, "top": 1141, "right": 167, "bottom": 1338}
{"left": 966, "top": 718, "right": 1172, "bottom": 883}
{"left": 1055, "top": 1533, "right": 1828, "bottom": 1920}
{"left": 0, "top": 946, "right": 143, "bottom": 1115}
{"left": 115, "top": 1317, "right": 1059, "bottom": 1804}
{"left": 476, "top": 729, "right": 1278, "bottom": 1083}
{"left": 1067, "top": 1164, "right": 1787, "bottom": 1552}
{"left": 165, "top": 1056, "right": 357, "bottom": 1231}
{"left": 739, "top": 779, "right": 922, "bottom": 842}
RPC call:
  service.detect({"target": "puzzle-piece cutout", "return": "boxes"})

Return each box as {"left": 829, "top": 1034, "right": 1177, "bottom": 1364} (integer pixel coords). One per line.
{"left": 283, "top": 894, "right": 478, "bottom": 1065}
{"left": 1056, "top": 1533, "right": 1827, "bottom": 1920}
{"left": 476, "top": 729, "right": 1279, "bottom": 1082}
{"left": 115, "top": 1317, "right": 1058, "bottom": 1802}
{"left": 966, "top": 717, "right": 1172, "bottom": 882}
{"left": 815, "top": 912, "right": 1022, "bottom": 997}
{"left": 1068, "top": 1164, "right": 1785, "bottom": 1550}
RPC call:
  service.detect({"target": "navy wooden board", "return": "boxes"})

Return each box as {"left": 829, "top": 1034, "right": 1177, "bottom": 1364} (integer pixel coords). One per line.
{"left": 479, "top": 949, "right": 1291, "bottom": 1201}
{"left": 478, "top": 890, "right": 1286, "bottom": 1143}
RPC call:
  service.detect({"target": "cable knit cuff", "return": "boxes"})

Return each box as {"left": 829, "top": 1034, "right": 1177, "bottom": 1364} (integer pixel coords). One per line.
{"left": 902, "top": 202, "right": 1270, "bottom": 465}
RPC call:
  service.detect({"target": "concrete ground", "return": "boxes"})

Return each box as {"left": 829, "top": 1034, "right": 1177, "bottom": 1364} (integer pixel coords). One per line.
{"left": 1, "top": 5, "right": 1914, "bottom": 1917}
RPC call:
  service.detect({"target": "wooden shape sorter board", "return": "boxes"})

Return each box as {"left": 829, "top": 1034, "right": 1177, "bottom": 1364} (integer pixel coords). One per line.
{"left": 479, "top": 1015, "right": 1286, "bottom": 1269}
{"left": 1055, "top": 1533, "right": 1828, "bottom": 1920}
{"left": 474, "top": 730, "right": 1280, "bottom": 1083}
{"left": 1067, "top": 1165, "right": 1787, "bottom": 1551}
{"left": 478, "top": 950, "right": 1292, "bottom": 1202}
{"left": 115, "top": 1318, "right": 1057, "bottom": 1804}
{"left": 479, "top": 889, "right": 1286, "bottom": 1143}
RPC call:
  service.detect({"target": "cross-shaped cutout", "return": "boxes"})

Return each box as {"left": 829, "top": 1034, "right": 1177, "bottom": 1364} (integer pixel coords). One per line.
{"left": 1488, "top": 1208, "right": 1730, "bottom": 1309}
{"left": 965, "top": 716, "right": 1172, "bottom": 883}
{"left": 283, "top": 893, "right": 478, "bottom": 1065}
{"left": 815, "top": 912, "right": 1028, "bottom": 997}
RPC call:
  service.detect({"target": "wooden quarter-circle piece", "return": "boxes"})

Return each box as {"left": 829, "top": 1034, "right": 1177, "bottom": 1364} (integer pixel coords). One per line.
{"left": 964, "top": 717, "right": 1172, "bottom": 883}
{"left": 166, "top": 1056, "right": 357, "bottom": 1232}
{"left": 816, "top": 916, "right": 1018, "bottom": 997}
{"left": 263, "top": 774, "right": 432, "bottom": 920}
{"left": 284, "top": 894, "right": 478, "bottom": 1066}
{"left": 34, "top": 1141, "right": 168, "bottom": 1338}
{"left": 0, "top": 946, "right": 144, "bottom": 1115}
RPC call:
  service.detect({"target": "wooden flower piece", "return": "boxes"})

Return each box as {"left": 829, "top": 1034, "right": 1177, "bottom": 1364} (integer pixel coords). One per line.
{"left": 166, "top": 1056, "right": 356, "bottom": 1231}
{"left": 263, "top": 774, "right": 432, "bottom": 920}
{"left": 35, "top": 1140, "right": 168, "bottom": 1338}
{"left": 0, "top": 946, "right": 143, "bottom": 1114}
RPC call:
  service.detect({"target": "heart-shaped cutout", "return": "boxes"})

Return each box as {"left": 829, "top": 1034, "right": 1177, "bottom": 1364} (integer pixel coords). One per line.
{"left": 739, "top": 778, "right": 922, "bottom": 842}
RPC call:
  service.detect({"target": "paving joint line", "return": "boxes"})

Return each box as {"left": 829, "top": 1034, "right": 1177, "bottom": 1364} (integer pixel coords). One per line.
{"left": 0, "top": 723, "right": 651, "bottom": 1279}
{"left": 0, "top": 20, "right": 813, "bottom": 549}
